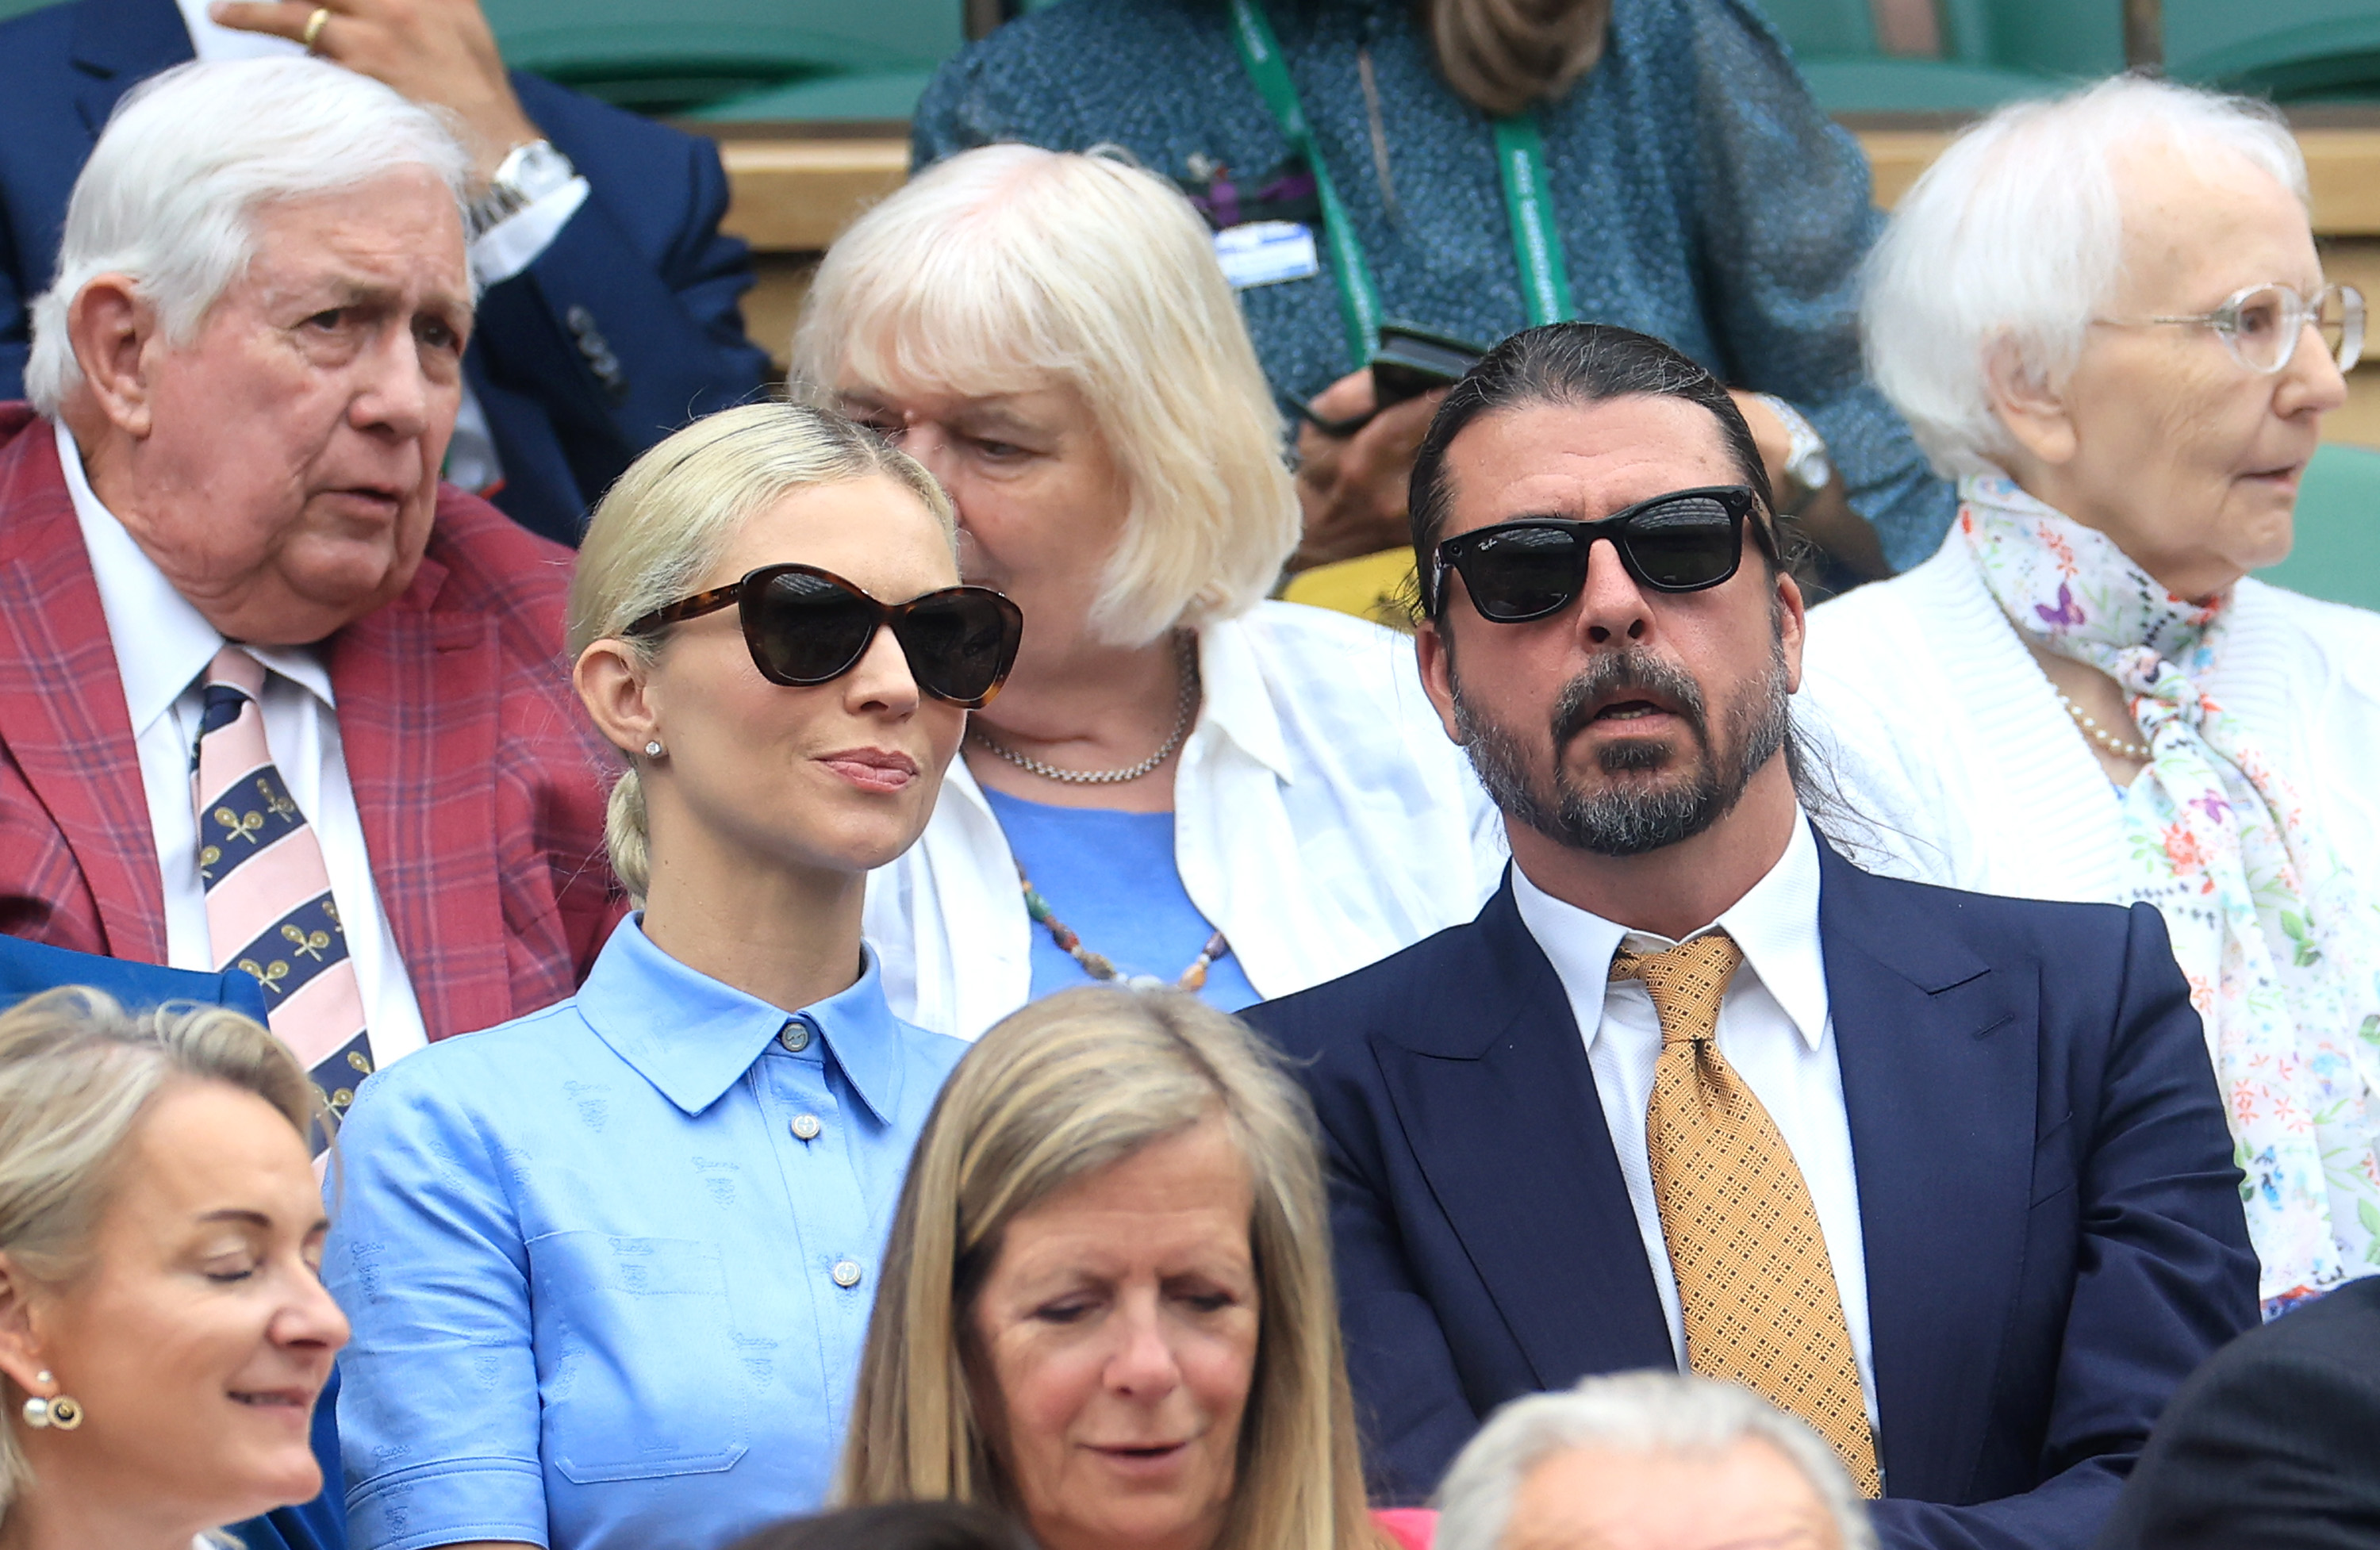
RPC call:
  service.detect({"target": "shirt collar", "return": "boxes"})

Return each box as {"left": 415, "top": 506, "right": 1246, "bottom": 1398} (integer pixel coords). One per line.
{"left": 1190, "top": 613, "right": 1296, "bottom": 784}
{"left": 56, "top": 420, "right": 336, "bottom": 723}
{"left": 1510, "top": 815, "right": 1831, "bottom": 1052}
{"left": 574, "top": 915, "right": 909, "bottom": 1121}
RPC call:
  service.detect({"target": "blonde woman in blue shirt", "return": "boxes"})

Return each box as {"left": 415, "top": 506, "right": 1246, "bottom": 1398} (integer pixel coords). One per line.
{"left": 324, "top": 403, "right": 1022, "bottom": 1550}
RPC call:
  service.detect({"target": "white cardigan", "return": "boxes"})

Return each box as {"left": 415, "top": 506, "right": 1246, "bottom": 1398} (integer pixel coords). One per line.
{"left": 864, "top": 600, "right": 1510, "bottom": 1040}
{"left": 1798, "top": 531, "right": 2380, "bottom": 904}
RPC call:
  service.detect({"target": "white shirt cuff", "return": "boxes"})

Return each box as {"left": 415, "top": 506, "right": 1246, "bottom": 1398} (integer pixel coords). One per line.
{"left": 469, "top": 175, "right": 591, "bottom": 289}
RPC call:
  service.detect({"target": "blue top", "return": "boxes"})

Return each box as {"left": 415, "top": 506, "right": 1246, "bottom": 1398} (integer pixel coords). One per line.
{"left": 985, "top": 788, "right": 1261, "bottom": 1011}
{"left": 325, "top": 919, "right": 965, "bottom": 1550}
{"left": 914, "top": 0, "right": 1956, "bottom": 570}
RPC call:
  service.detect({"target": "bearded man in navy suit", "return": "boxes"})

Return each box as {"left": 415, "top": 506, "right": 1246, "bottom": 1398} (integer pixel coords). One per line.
{"left": 1243, "top": 323, "right": 2256, "bottom": 1550}
{"left": 0, "top": 0, "right": 770, "bottom": 545}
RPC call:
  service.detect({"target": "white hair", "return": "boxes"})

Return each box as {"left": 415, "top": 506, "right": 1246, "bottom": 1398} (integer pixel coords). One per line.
{"left": 25, "top": 57, "right": 471, "bottom": 417}
{"left": 792, "top": 144, "right": 1299, "bottom": 646}
{"left": 1434, "top": 1372, "right": 1878, "bottom": 1550}
{"left": 1861, "top": 74, "right": 2306, "bottom": 478}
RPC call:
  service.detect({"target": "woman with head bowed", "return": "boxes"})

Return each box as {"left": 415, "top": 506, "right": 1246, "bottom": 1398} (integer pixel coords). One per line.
{"left": 795, "top": 144, "right": 1505, "bottom": 1041}
{"left": 839, "top": 986, "right": 1387, "bottom": 1550}
{"left": 0, "top": 988, "right": 344, "bottom": 1550}
{"left": 326, "top": 404, "right": 1019, "bottom": 1550}
{"left": 1798, "top": 75, "right": 2378, "bottom": 1318}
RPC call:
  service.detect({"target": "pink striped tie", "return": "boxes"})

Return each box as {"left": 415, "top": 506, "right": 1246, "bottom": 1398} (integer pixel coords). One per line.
{"left": 193, "top": 646, "right": 373, "bottom": 1132}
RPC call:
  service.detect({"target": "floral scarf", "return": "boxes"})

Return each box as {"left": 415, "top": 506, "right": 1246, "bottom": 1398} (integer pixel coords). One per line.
{"left": 1962, "top": 475, "right": 2380, "bottom": 1315}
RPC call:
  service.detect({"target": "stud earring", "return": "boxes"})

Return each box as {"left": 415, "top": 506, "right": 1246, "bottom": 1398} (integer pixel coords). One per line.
{"left": 22, "top": 1372, "right": 79, "bottom": 1430}
{"left": 643, "top": 740, "right": 664, "bottom": 758}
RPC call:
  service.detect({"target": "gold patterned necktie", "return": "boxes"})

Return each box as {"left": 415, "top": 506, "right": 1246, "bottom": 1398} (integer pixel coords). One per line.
{"left": 1612, "top": 930, "right": 1883, "bottom": 1498}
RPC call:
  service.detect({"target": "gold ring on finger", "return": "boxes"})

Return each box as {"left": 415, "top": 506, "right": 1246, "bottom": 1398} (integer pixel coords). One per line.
{"left": 301, "top": 6, "right": 332, "bottom": 51}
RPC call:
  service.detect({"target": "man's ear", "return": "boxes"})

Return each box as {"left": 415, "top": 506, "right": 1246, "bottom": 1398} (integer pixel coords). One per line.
{"left": 1983, "top": 335, "right": 2078, "bottom": 469}
{"left": 0, "top": 1253, "right": 55, "bottom": 1397}
{"left": 65, "top": 276, "right": 162, "bottom": 440}
{"left": 573, "top": 638, "right": 658, "bottom": 758}
{"left": 1414, "top": 617, "right": 1466, "bottom": 746}
{"left": 1775, "top": 568, "right": 1807, "bottom": 696}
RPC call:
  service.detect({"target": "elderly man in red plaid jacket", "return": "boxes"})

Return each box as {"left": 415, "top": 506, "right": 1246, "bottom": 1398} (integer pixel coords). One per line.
{"left": 0, "top": 57, "right": 622, "bottom": 1074}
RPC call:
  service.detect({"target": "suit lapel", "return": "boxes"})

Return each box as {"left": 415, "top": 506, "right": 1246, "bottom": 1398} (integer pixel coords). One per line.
{"left": 1820, "top": 843, "right": 2039, "bottom": 1502}
{"left": 331, "top": 562, "right": 509, "bottom": 1042}
{"left": 0, "top": 416, "right": 168, "bottom": 961}
{"left": 68, "top": 0, "right": 194, "bottom": 140}
{"left": 1375, "top": 885, "right": 1673, "bottom": 1387}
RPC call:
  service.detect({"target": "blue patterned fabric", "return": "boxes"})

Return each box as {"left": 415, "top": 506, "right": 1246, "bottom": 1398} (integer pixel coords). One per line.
{"left": 914, "top": 0, "right": 1956, "bottom": 570}
{"left": 325, "top": 919, "right": 965, "bottom": 1550}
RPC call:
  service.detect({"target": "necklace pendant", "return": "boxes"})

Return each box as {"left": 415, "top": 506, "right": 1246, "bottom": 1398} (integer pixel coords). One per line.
{"left": 1125, "top": 973, "right": 1165, "bottom": 991}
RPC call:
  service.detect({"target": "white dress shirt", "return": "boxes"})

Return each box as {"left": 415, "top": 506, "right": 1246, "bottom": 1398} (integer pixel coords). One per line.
{"left": 57, "top": 422, "right": 428, "bottom": 1065}
{"left": 1510, "top": 815, "right": 1879, "bottom": 1426}
{"left": 172, "top": 0, "right": 592, "bottom": 493}
{"left": 865, "top": 600, "right": 1511, "bottom": 1040}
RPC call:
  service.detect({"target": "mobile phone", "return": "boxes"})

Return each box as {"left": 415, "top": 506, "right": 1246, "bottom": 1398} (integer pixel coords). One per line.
{"left": 1368, "top": 324, "right": 1488, "bottom": 409}
{"left": 1298, "top": 324, "right": 1492, "bottom": 439}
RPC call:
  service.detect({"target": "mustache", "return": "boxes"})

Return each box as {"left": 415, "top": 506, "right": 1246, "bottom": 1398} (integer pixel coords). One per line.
{"left": 1549, "top": 650, "right": 1710, "bottom": 748}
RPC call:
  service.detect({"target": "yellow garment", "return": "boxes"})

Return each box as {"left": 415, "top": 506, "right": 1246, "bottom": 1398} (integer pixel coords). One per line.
{"left": 1279, "top": 548, "right": 1418, "bottom": 631}
{"left": 1614, "top": 932, "right": 1883, "bottom": 1497}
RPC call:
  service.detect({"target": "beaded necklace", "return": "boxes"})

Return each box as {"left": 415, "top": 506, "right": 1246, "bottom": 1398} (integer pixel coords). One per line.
{"left": 1016, "top": 865, "right": 1233, "bottom": 992}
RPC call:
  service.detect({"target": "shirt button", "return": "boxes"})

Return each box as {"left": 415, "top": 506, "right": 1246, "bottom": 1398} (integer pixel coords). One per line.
{"left": 778, "top": 1021, "right": 812, "bottom": 1053}
{"left": 831, "top": 1259, "right": 863, "bottom": 1287}
{"left": 791, "top": 1113, "right": 822, "bottom": 1141}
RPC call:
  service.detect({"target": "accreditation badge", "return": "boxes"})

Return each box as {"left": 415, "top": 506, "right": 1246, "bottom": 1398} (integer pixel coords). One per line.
{"left": 1214, "top": 221, "right": 1322, "bottom": 290}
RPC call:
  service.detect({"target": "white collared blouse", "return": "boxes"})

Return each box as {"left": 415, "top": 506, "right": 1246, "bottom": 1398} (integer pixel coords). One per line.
{"left": 864, "top": 600, "right": 1508, "bottom": 1040}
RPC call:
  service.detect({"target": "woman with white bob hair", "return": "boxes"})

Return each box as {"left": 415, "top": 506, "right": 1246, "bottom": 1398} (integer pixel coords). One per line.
{"left": 0, "top": 987, "right": 345, "bottom": 1550}
{"left": 1798, "top": 75, "right": 2379, "bottom": 1318}
{"left": 1434, "top": 1372, "right": 1875, "bottom": 1550}
{"left": 795, "top": 145, "right": 1503, "bottom": 1040}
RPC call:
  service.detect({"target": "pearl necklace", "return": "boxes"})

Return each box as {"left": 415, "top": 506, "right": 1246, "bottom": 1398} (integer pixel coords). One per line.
{"left": 2056, "top": 691, "right": 2151, "bottom": 762}
{"left": 972, "top": 633, "right": 1200, "bottom": 786}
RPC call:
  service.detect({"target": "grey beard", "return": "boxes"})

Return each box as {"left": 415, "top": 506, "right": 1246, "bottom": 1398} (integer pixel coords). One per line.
{"left": 1453, "top": 643, "right": 1791, "bottom": 857}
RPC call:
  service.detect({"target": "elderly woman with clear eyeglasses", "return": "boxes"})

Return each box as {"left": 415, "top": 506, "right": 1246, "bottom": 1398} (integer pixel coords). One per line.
{"left": 1798, "top": 75, "right": 2378, "bottom": 1320}
{"left": 796, "top": 144, "right": 1503, "bottom": 1041}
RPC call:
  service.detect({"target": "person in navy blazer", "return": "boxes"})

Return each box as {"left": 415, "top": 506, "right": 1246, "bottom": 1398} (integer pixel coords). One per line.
{"left": 0, "top": 0, "right": 770, "bottom": 546}
{"left": 1243, "top": 324, "right": 2257, "bottom": 1550}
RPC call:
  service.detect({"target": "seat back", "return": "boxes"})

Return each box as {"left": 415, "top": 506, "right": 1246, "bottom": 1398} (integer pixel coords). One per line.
{"left": 2255, "top": 443, "right": 2380, "bottom": 612}
{"left": 2163, "top": 0, "right": 2380, "bottom": 100}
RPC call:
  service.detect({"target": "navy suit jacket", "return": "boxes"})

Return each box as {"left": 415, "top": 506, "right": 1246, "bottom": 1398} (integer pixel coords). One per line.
{"left": 0, "top": 930, "right": 267, "bottom": 1016}
{"left": 2094, "top": 1276, "right": 2380, "bottom": 1550}
{"left": 0, "top": 937, "right": 335, "bottom": 1550}
{"left": 0, "top": 0, "right": 771, "bottom": 545}
{"left": 1245, "top": 839, "right": 2258, "bottom": 1550}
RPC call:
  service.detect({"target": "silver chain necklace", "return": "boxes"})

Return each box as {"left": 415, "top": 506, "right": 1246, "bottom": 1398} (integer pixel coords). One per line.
{"left": 972, "top": 633, "right": 1200, "bottom": 786}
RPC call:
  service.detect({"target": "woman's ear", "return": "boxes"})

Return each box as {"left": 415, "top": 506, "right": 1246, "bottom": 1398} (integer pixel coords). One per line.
{"left": 1983, "top": 336, "right": 2079, "bottom": 470}
{"left": 574, "top": 639, "right": 658, "bottom": 758}
{"left": 0, "top": 1253, "right": 55, "bottom": 1395}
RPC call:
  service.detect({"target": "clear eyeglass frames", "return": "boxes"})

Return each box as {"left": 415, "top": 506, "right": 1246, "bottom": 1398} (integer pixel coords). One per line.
{"left": 2104, "top": 282, "right": 2366, "bottom": 375}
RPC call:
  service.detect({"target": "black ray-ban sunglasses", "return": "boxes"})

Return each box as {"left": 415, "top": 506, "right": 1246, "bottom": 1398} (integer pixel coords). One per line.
{"left": 1430, "top": 485, "right": 1772, "bottom": 623}
{"left": 626, "top": 564, "right": 1025, "bottom": 708}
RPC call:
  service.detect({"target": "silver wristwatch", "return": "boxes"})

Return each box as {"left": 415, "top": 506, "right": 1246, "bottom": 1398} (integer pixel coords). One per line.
{"left": 466, "top": 139, "right": 576, "bottom": 241}
{"left": 1753, "top": 393, "right": 1833, "bottom": 513}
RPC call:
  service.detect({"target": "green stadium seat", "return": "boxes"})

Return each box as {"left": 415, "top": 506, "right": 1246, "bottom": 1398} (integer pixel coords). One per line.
{"left": 2163, "top": 1, "right": 2380, "bottom": 102}
{"left": 2255, "top": 443, "right": 2380, "bottom": 612}
{"left": 686, "top": 67, "right": 937, "bottom": 122}
{"left": 481, "top": 0, "right": 963, "bottom": 114}
{"left": 1756, "top": 0, "right": 2072, "bottom": 114}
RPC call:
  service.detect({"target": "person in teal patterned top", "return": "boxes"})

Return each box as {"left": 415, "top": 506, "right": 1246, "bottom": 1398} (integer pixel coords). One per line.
{"left": 913, "top": 0, "right": 1956, "bottom": 584}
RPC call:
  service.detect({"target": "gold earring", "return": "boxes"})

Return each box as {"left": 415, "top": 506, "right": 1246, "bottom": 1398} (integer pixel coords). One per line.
{"left": 21, "top": 1371, "right": 79, "bottom": 1430}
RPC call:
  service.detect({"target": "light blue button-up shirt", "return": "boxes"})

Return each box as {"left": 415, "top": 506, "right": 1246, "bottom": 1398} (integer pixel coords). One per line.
{"left": 326, "top": 919, "right": 965, "bottom": 1550}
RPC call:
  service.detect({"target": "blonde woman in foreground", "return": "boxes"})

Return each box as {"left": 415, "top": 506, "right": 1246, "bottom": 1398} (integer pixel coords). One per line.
{"left": 0, "top": 988, "right": 343, "bottom": 1550}
{"left": 841, "top": 985, "right": 1393, "bottom": 1550}
{"left": 325, "top": 405, "right": 1021, "bottom": 1550}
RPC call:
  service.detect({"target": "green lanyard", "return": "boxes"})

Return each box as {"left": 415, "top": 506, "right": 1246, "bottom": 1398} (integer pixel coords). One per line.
{"left": 1226, "top": 0, "right": 1576, "bottom": 366}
